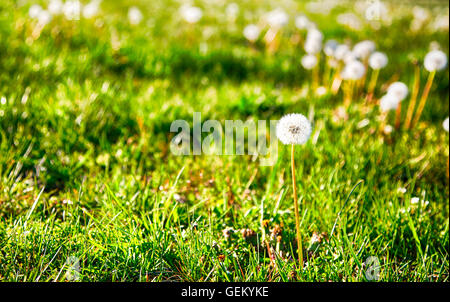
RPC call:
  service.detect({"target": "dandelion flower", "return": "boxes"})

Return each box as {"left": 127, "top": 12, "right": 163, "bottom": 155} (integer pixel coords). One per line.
{"left": 387, "top": 82, "right": 409, "bottom": 101}
{"left": 128, "top": 6, "right": 143, "bottom": 25}
{"left": 276, "top": 113, "right": 312, "bottom": 268}
{"left": 353, "top": 40, "right": 376, "bottom": 60}
{"left": 380, "top": 94, "right": 400, "bottom": 112}
{"left": 243, "top": 24, "right": 260, "bottom": 42}
{"left": 444, "top": 117, "right": 449, "bottom": 132}
{"left": 276, "top": 113, "right": 312, "bottom": 145}
{"left": 369, "top": 52, "right": 388, "bottom": 70}
{"left": 424, "top": 50, "right": 448, "bottom": 72}
{"left": 301, "top": 54, "right": 318, "bottom": 70}
{"left": 341, "top": 60, "right": 366, "bottom": 80}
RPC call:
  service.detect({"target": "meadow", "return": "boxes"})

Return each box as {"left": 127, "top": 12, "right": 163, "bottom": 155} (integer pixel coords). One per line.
{"left": 0, "top": 0, "right": 448, "bottom": 282}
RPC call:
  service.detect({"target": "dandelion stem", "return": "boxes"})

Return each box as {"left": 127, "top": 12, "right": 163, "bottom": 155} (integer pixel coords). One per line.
{"left": 404, "top": 64, "right": 421, "bottom": 130}
{"left": 291, "top": 144, "right": 303, "bottom": 269}
{"left": 367, "top": 68, "right": 379, "bottom": 101}
{"left": 394, "top": 101, "right": 402, "bottom": 130}
{"left": 412, "top": 70, "right": 435, "bottom": 129}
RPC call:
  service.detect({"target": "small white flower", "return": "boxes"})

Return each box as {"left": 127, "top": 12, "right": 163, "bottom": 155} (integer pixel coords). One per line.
{"left": 341, "top": 60, "right": 366, "bottom": 80}
{"left": 353, "top": 40, "right": 376, "bottom": 60}
{"left": 128, "top": 6, "right": 143, "bottom": 25}
{"left": 180, "top": 5, "right": 203, "bottom": 24}
{"left": 369, "top": 52, "right": 388, "bottom": 70}
{"left": 443, "top": 117, "right": 449, "bottom": 132}
{"left": 276, "top": 113, "right": 312, "bottom": 145}
{"left": 383, "top": 125, "right": 393, "bottom": 134}
{"left": 266, "top": 8, "right": 288, "bottom": 28}
{"left": 424, "top": 50, "right": 448, "bottom": 72}
{"left": 301, "top": 54, "right": 318, "bottom": 70}
{"left": 243, "top": 24, "right": 260, "bottom": 42}
{"left": 29, "top": 4, "right": 43, "bottom": 19}
{"left": 48, "top": 0, "right": 63, "bottom": 15}
{"left": 324, "top": 39, "right": 339, "bottom": 57}
{"left": 379, "top": 94, "right": 400, "bottom": 112}
{"left": 387, "top": 82, "right": 409, "bottom": 101}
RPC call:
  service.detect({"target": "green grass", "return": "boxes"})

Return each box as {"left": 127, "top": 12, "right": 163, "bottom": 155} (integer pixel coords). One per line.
{"left": 0, "top": 0, "right": 448, "bottom": 282}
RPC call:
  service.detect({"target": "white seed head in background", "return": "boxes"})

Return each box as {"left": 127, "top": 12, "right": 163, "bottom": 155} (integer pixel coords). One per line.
{"left": 387, "top": 82, "right": 409, "bottom": 101}
{"left": 353, "top": 40, "right": 376, "bottom": 60}
{"left": 38, "top": 10, "right": 52, "bottom": 26}
{"left": 83, "top": 1, "right": 101, "bottom": 19}
{"left": 334, "top": 44, "right": 350, "bottom": 61}
{"left": 324, "top": 39, "right": 339, "bottom": 57}
{"left": 266, "top": 8, "right": 289, "bottom": 28}
{"left": 301, "top": 54, "right": 318, "bottom": 70}
{"left": 380, "top": 94, "right": 400, "bottom": 112}
{"left": 29, "top": 4, "right": 43, "bottom": 19}
{"left": 295, "top": 15, "right": 311, "bottom": 30}
{"left": 444, "top": 117, "right": 449, "bottom": 132}
{"left": 128, "top": 6, "right": 143, "bottom": 25}
{"left": 243, "top": 24, "right": 260, "bottom": 42}
{"left": 369, "top": 52, "right": 388, "bottom": 70}
{"left": 424, "top": 50, "right": 448, "bottom": 72}
{"left": 48, "top": 0, "right": 63, "bottom": 15}
{"left": 276, "top": 113, "right": 312, "bottom": 145}
{"left": 341, "top": 60, "right": 366, "bottom": 80}
{"left": 63, "top": 0, "right": 82, "bottom": 21}
{"left": 180, "top": 5, "right": 203, "bottom": 24}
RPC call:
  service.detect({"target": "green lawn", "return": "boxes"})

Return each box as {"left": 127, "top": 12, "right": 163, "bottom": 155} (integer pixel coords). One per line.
{"left": 0, "top": 0, "right": 448, "bottom": 282}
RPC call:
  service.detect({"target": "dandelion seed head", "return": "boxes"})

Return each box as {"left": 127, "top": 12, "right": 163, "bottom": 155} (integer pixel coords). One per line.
{"left": 276, "top": 113, "right": 312, "bottom": 145}
{"left": 48, "top": 0, "right": 63, "bottom": 15}
{"left": 379, "top": 94, "right": 400, "bottom": 112}
{"left": 63, "top": 0, "right": 82, "bottom": 21}
{"left": 353, "top": 40, "right": 376, "bottom": 60}
{"left": 387, "top": 82, "right": 408, "bottom": 101}
{"left": 128, "top": 6, "right": 143, "bottom": 25}
{"left": 266, "top": 8, "right": 288, "bottom": 28}
{"left": 295, "top": 15, "right": 311, "bottom": 30}
{"left": 334, "top": 44, "right": 350, "bottom": 61}
{"left": 369, "top": 52, "right": 388, "bottom": 70}
{"left": 301, "top": 54, "right": 318, "bottom": 70}
{"left": 29, "top": 4, "right": 43, "bottom": 19}
{"left": 243, "top": 24, "right": 260, "bottom": 42}
{"left": 180, "top": 5, "right": 203, "bottom": 24}
{"left": 341, "top": 60, "right": 366, "bottom": 80}
{"left": 424, "top": 50, "right": 448, "bottom": 72}
{"left": 444, "top": 117, "right": 449, "bottom": 132}
{"left": 324, "top": 39, "right": 339, "bottom": 57}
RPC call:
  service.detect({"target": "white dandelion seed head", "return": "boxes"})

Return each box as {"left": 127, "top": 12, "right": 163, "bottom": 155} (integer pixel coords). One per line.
{"left": 29, "top": 4, "right": 43, "bottom": 19}
{"left": 301, "top": 54, "right": 318, "bottom": 70}
{"left": 424, "top": 50, "right": 448, "bottom": 72}
{"left": 304, "top": 38, "right": 322, "bottom": 54}
{"left": 443, "top": 117, "right": 449, "bottom": 132}
{"left": 266, "top": 8, "right": 289, "bottom": 28}
{"left": 48, "top": 0, "right": 63, "bottom": 15}
{"left": 295, "top": 15, "right": 311, "bottom": 30}
{"left": 369, "top": 52, "right": 388, "bottom": 70}
{"left": 38, "top": 10, "right": 52, "bottom": 26}
{"left": 83, "top": 1, "right": 101, "bottom": 19}
{"left": 128, "top": 6, "right": 143, "bottom": 25}
{"left": 226, "top": 3, "right": 239, "bottom": 19}
{"left": 353, "top": 40, "right": 376, "bottom": 60}
{"left": 343, "top": 51, "right": 358, "bottom": 64}
{"left": 243, "top": 24, "right": 260, "bottom": 42}
{"left": 324, "top": 39, "right": 339, "bottom": 57}
{"left": 380, "top": 94, "right": 400, "bottom": 112}
{"left": 180, "top": 5, "right": 203, "bottom": 24}
{"left": 276, "top": 113, "right": 312, "bottom": 145}
{"left": 387, "top": 82, "right": 409, "bottom": 101}
{"left": 341, "top": 60, "right": 366, "bottom": 80}
{"left": 63, "top": 0, "right": 82, "bottom": 21}
{"left": 307, "top": 28, "right": 323, "bottom": 42}
{"left": 334, "top": 44, "right": 350, "bottom": 61}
